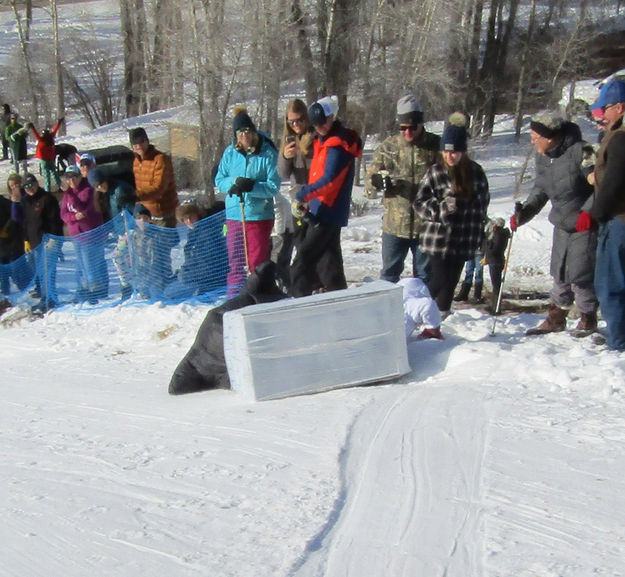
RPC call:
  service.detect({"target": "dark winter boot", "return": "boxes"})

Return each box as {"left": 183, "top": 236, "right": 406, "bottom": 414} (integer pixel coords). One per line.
{"left": 453, "top": 282, "right": 472, "bottom": 302}
{"left": 471, "top": 282, "right": 485, "bottom": 304}
{"left": 570, "top": 311, "right": 598, "bottom": 338}
{"left": 525, "top": 305, "right": 568, "bottom": 336}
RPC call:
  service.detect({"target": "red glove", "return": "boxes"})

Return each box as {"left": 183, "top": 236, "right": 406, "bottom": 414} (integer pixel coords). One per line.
{"left": 510, "top": 215, "right": 518, "bottom": 232}
{"left": 575, "top": 211, "right": 594, "bottom": 232}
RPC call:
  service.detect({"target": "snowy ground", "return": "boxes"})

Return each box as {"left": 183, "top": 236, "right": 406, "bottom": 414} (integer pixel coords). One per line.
{"left": 3, "top": 108, "right": 625, "bottom": 577}
{"left": 3, "top": 4, "right": 625, "bottom": 576}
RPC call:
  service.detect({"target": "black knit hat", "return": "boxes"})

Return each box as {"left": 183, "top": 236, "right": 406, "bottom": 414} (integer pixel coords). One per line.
{"left": 232, "top": 107, "right": 256, "bottom": 137}
{"left": 129, "top": 127, "right": 149, "bottom": 145}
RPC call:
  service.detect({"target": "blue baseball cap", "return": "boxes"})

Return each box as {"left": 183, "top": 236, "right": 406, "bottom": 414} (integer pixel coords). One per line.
{"left": 590, "top": 79, "right": 625, "bottom": 111}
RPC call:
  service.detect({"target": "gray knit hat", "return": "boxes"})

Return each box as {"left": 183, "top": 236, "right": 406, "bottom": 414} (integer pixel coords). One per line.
{"left": 396, "top": 95, "right": 424, "bottom": 125}
{"left": 530, "top": 111, "right": 564, "bottom": 139}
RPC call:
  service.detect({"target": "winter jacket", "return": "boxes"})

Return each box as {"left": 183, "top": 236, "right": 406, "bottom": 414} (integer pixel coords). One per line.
{"left": 0, "top": 195, "right": 24, "bottom": 261}
{"left": 518, "top": 122, "right": 596, "bottom": 283}
{"left": 414, "top": 160, "right": 490, "bottom": 259}
{"left": 589, "top": 117, "right": 625, "bottom": 223}
{"left": 60, "top": 177, "right": 104, "bottom": 235}
{"left": 398, "top": 277, "right": 441, "bottom": 337}
{"left": 216, "top": 131, "right": 281, "bottom": 222}
{"left": 277, "top": 131, "right": 314, "bottom": 194}
{"left": 367, "top": 130, "right": 440, "bottom": 239}
{"left": 296, "top": 120, "right": 363, "bottom": 227}
{"left": 5, "top": 121, "right": 28, "bottom": 161}
{"left": 32, "top": 121, "right": 62, "bottom": 162}
{"left": 133, "top": 145, "right": 178, "bottom": 218}
{"left": 21, "top": 187, "right": 63, "bottom": 248}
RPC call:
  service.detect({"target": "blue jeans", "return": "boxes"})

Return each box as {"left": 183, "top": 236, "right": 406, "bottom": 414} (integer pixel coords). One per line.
{"left": 463, "top": 254, "right": 484, "bottom": 284}
{"left": 595, "top": 219, "right": 625, "bottom": 351}
{"left": 381, "top": 233, "right": 430, "bottom": 284}
{"left": 75, "top": 241, "right": 109, "bottom": 300}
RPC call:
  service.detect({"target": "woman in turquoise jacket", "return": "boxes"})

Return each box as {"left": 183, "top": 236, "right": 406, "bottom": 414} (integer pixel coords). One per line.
{"left": 215, "top": 107, "right": 280, "bottom": 295}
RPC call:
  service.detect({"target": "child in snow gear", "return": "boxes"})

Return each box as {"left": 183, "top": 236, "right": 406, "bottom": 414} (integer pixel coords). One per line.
{"left": 398, "top": 277, "right": 443, "bottom": 340}
{"left": 484, "top": 217, "right": 511, "bottom": 313}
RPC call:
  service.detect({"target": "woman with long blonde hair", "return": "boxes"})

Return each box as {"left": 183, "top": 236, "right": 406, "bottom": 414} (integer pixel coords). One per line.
{"left": 275, "top": 99, "right": 315, "bottom": 291}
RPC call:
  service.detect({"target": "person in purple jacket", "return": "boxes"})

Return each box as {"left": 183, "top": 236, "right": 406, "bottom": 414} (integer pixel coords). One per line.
{"left": 60, "top": 165, "right": 109, "bottom": 303}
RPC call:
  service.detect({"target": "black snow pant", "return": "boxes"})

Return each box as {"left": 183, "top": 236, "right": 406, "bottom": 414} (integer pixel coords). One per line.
{"left": 290, "top": 222, "right": 347, "bottom": 297}
{"left": 426, "top": 254, "right": 466, "bottom": 313}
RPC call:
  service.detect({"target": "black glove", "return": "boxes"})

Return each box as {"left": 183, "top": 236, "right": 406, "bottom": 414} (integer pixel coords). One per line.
{"left": 58, "top": 117, "right": 65, "bottom": 124}
{"left": 235, "top": 177, "right": 255, "bottom": 192}
{"left": 228, "top": 184, "right": 244, "bottom": 198}
{"left": 371, "top": 173, "right": 392, "bottom": 191}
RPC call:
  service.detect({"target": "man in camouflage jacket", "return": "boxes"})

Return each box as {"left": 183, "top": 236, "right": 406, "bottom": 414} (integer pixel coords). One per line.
{"left": 366, "top": 95, "right": 439, "bottom": 283}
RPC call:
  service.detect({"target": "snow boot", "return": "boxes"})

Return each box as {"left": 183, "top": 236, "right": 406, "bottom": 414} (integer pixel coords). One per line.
{"left": 570, "top": 311, "right": 598, "bottom": 338}
{"left": 471, "top": 282, "right": 485, "bottom": 304}
{"left": 525, "top": 305, "right": 568, "bottom": 335}
{"left": 453, "top": 282, "right": 472, "bottom": 302}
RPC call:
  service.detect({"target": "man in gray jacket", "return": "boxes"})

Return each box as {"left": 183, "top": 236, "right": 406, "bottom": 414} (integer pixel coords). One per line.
{"left": 511, "top": 111, "right": 598, "bottom": 336}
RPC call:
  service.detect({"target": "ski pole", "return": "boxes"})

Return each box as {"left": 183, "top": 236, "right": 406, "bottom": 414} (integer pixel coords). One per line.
{"left": 239, "top": 194, "right": 250, "bottom": 276}
{"left": 490, "top": 229, "right": 514, "bottom": 336}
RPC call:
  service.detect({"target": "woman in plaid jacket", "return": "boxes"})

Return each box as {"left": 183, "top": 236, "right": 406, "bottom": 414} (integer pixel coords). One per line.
{"left": 414, "top": 113, "right": 490, "bottom": 315}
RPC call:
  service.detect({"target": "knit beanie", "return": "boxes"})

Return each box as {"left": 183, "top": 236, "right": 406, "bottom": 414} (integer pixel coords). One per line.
{"left": 396, "top": 95, "right": 424, "bottom": 126}
{"left": 232, "top": 106, "right": 256, "bottom": 136}
{"left": 440, "top": 112, "right": 468, "bottom": 152}
{"left": 530, "top": 111, "right": 564, "bottom": 139}
{"left": 129, "top": 127, "right": 149, "bottom": 145}
{"left": 308, "top": 95, "right": 339, "bottom": 127}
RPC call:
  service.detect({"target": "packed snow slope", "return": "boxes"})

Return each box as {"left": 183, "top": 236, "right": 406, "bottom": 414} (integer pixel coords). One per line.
{"left": 2, "top": 108, "right": 625, "bottom": 577}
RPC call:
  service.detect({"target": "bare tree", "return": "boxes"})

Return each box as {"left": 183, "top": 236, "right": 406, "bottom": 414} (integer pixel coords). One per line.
{"left": 513, "top": 0, "right": 537, "bottom": 139}
{"left": 10, "top": 0, "right": 39, "bottom": 119}
{"left": 50, "top": 0, "right": 65, "bottom": 135}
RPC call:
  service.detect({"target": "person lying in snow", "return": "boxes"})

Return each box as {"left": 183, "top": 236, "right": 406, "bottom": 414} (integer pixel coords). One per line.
{"left": 168, "top": 260, "right": 286, "bottom": 395}
{"left": 397, "top": 277, "right": 443, "bottom": 340}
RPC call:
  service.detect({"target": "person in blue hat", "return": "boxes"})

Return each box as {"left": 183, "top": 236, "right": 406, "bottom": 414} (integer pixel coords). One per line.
{"left": 588, "top": 78, "right": 625, "bottom": 350}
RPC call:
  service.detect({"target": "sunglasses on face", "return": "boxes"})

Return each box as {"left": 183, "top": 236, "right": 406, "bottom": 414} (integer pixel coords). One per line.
{"left": 602, "top": 103, "right": 617, "bottom": 113}
{"left": 237, "top": 127, "right": 253, "bottom": 135}
{"left": 399, "top": 125, "right": 417, "bottom": 132}
{"left": 287, "top": 117, "right": 305, "bottom": 126}
{"left": 24, "top": 183, "right": 34, "bottom": 188}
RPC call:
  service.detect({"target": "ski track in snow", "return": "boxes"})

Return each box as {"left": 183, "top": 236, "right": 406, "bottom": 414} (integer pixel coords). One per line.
{"left": 290, "top": 385, "right": 489, "bottom": 577}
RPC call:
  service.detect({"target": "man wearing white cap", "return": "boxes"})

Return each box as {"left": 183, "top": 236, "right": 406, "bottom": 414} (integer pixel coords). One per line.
{"left": 290, "top": 95, "right": 363, "bottom": 296}
{"left": 588, "top": 78, "right": 625, "bottom": 350}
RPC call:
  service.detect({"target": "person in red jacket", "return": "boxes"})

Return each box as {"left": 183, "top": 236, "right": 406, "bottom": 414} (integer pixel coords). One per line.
{"left": 29, "top": 117, "right": 64, "bottom": 193}
{"left": 290, "top": 95, "right": 363, "bottom": 297}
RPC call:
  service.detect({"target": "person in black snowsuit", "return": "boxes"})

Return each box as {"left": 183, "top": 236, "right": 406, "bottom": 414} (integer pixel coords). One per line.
{"left": 483, "top": 217, "right": 511, "bottom": 313}
{"left": 168, "top": 261, "right": 286, "bottom": 395}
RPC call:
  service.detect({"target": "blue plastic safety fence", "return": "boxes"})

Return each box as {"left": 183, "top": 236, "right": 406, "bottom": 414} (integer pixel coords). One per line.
{"left": 0, "top": 209, "right": 242, "bottom": 311}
